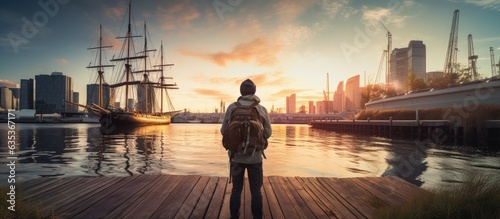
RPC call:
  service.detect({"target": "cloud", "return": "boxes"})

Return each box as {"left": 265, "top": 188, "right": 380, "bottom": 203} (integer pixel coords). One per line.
{"left": 269, "top": 88, "right": 311, "bottom": 101}
{"left": 361, "top": 0, "right": 415, "bottom": 28}
{"left": 157, "top": 0, "right": 200, "bottom": 30}
{"left": 104, "top": 3, "right": 127, "bottom": 21}
{"left": 0, "top": 80, "right": 19, "bottom": 88}
{"left": 463, "top": 0, "right": 500, "bottom": 11}
{"left": 321, "top": 0, "right": 358, "bottom": 19}
{"left": 180, "top": 38, "right": 285, "bottom": 66}
{"left": 193, "top": 88, "right": 233, "bottom": 100}
{"left": 53, "top": 58, "right": 69, "bottom": 65}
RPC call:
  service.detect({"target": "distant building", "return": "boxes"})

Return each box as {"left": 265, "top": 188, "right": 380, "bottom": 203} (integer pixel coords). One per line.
{"left": 72, "top": 92, "right": 79, "bottom": 112}
{"left": 20, "top": 78, "right": 34, "bottom": 109}
{"left": 35, "top": 72, "right": 74, "bottom": 114}
{"left": 308, "top": 101, "right": 315, "bottom": 114}
{"left": 426, "top": 71, "right": 444, "bottom": 82}
{"left": 87, "top": 83, "right": 110, "bottom": 107}
{"left": 345, "top": 75, "right": 361, "bottom": 111}
{"left": 333, "top": 81, "right": 344, "bottom": 112}
{"left": 286, "top": 93, "right": 296, "bottom": 114}
{"left": 390, "top": 40, "right": 426, "bottom": 91}
{"left": 408, "top": 40, "right": 426, "bottom": 78}
{"left": 0, "top": 87, "right": 13, "bottom": 111}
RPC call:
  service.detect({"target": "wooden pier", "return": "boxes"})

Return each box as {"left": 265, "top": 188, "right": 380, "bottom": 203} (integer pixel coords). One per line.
{"left": 20, "top": 174, "right": 427, "bottom": 218}
{"left": 310, "top": 119, "right": 500, "bottom": 147}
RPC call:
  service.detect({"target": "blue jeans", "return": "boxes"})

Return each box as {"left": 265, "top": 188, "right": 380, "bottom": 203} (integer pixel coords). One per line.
{"left": 230, "top": 162, "right": 263, "bottom": 219}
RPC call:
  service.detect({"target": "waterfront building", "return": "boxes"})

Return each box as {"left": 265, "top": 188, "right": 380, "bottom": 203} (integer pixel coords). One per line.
{"left": 20, "top": 78, "right": 34, "bottom": 109}
{"left": 35, "top": 72, "right": 74, "bottom": 114}
{"left": 73, "top": 92, "right": 79, "bottom": 112}
{"left": 426, "top": 71, "right": 444, "bottom": 82}
{"left": 286, "top": 93, "right": 296, "bottom": 114}
{"left": 345, "top": 75, "right": 361, "bottom": 111}
{"left": 408, "top": 40, "right": 426, "bottom": 79}
{"left": 308, "top": 101, "right": 315, "bottom": 114}
{"left": 86, "top": 83, "right": 110, "bottom": 107}
{"left": 333, "top": 81, "right": 344, "bottom": 112}
{"left": 390, "top": 40, "right": 427, "bottom": 91}
{"left": 0, "top": 87, "right": 13, "bottom": 111}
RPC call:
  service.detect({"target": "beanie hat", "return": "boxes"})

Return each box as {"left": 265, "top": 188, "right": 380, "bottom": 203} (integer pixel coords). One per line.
{"left": 240, "top": 79, "right": 256, "bottom": 96}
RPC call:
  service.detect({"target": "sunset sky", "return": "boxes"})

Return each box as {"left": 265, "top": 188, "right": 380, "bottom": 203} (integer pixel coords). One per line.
{"left": 1, "top": 0, "right": 499, "bottom": 112}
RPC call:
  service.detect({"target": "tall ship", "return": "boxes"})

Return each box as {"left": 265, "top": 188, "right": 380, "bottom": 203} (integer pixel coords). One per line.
{"left": 83, "top": 2, "right": 179, "bottom": 131}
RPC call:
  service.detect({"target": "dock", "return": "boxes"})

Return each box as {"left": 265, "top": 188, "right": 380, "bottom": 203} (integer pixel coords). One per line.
{"left": 310, "top": 119, "right": 500, "bottom": 147}
{"left": 20, "top": 174, "right": 427, "bottom": 218}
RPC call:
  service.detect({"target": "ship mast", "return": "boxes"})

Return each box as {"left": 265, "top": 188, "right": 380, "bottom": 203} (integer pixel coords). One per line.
{"left": 154, "top": 41, "right": 176, "bottom": 114}
{"left": 87, "top": 24, "right": 114, "bottom": 107}
{"left": 110, "top": 1, "right": 145, "bottom": 112}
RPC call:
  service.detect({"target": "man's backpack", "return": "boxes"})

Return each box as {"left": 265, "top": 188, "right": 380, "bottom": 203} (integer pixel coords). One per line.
{"left": 222, "top": 102, "right": 266, "bottom": 156}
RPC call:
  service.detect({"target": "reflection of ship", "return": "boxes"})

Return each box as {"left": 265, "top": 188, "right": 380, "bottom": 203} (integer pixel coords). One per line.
{"left": 79, "top": 2, "right": 179, "bottom": 131}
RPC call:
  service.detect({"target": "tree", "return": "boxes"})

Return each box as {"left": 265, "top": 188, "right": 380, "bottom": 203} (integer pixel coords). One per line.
{"left": 360, "top": 84, "right": 386, "bottom": 109}
{"left": 405, "top": 72, "right": 428, "bottom": 92}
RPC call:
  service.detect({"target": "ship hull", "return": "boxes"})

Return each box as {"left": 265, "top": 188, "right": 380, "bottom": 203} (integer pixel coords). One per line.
{"left": 99, "top": 112, "right": 173, "bottom": 133}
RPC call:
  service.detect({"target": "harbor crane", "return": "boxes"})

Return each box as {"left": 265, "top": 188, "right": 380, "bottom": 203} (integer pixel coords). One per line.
{"left": 444, "top": 9, "right": 460, "bottom": 75}
{"left": 380, "top": 22, "right": 392, "bottom": 84}
{"left": 467, "top": 34, "right": 478, "bottom": 80}
{"left": 491, "top": 47, "right": 500, "bottom": 77}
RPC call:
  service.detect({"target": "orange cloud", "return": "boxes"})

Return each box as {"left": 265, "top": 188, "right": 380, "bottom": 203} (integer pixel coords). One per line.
{"left": 269, "top": 88, "right": 311, "bottom": 101}
{"left": 0, "top": 80, "right": 18, "bottom": 88}
{"left": 181, "top": 38, "right": 284, "bottom": 66}
{"left": 193, "top": 88, "right": 233, "bottom": 100}
{"left": 158, "top": 0, "right": 200, "bottom": 30}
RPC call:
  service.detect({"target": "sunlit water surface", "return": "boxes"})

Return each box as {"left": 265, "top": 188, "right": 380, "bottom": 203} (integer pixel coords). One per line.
{"left": 1, "top": 123, "right": 499, "bottom": 189}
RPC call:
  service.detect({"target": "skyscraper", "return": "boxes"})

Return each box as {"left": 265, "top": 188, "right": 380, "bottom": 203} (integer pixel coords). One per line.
{"left": 86, "top": 83, "right": 110, "bottom": 107}
{"left": 20, "top": 78, "right": 34, "bottom": 109}
{"left": 407, "top": 40, "right": 426, "bottom": 78}
{"left": 390, "top": 40, "right": 426, "bottom": 90}
{"left": 286, "top": 93, "right": 296, "bottom": 114}
{"left": 35, "top": 72, "right": 73, "bottom": 114}
{"left": 345, "top": 75, "right": 361, "bottom": 111}
{"left": 333, "top": 81, "right": 345, "bottom": 112}
{"left": 0, "top": 87, "right": 13, "bottom": 110}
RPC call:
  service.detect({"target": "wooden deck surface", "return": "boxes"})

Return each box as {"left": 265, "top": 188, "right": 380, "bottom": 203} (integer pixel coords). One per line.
{"left": 20, "top": 174, "right": 427, "bottom": 219}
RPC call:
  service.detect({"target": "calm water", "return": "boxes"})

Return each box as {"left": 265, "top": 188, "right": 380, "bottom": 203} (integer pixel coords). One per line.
{"left": 1, "top": 123, "right": 499, "bottom": 189}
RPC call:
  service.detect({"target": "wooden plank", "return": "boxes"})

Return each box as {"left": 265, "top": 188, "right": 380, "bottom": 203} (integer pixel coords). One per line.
{"left": 261, "top": 177, "right": 274, "bottom": 219}
{"left": 22, "top": 177, "right": 80, "bottom": 200}
{"left": 386, "top": 176, "right": 431, "bottom": 196}
{"left": 323, "top": 177, "right": 376, "bottom": 218}
{"left": 346, "top": 177, "right": 404, "bottom": 206}
{"left": 47, "top": 177, "right": 121, "bottom": 212}
{"left": 295, "top": 177, "right": 338, "bottom": 219}
{"left": 72, "top": 174, "right": 160, "bottom": 219}
{"left": 315, "top": 177, "right": 367, "bottom": 218}
{"left": 190, "top": 176, "right": 219, "bottom": 218}
{"left": 150, "top": 175, "right": 201, "bottom": 218}
{"left": 268, "top": 176, "right": 299, "bottom": 218}
{"left": 204, "top": 177, "right": 228, "bottom": 219}
{"left": 289, "top": 177, "right": 331, "bottom": 219}
{"left": 174, "top": 175, "right": 211, "bottom": 218}
{"left": 35, "top": 177, "right": 102, "bottom": 210}
{"left": 19, "top": 177, "right": 56, "bottom": 192}
{"left": 279, "top": 177, "right": 317, "bottom": 219}
{"left": 103, "top": 175, "right": 166, "bottom": 218}
{"left": 263, "top": 177, "right": 285, "bottom": 219}
{"left": 219, "top": 179, "right": 232, "bottom": 218}
{"left": 305, "top": 177, "right": 359, "bottom": 218}
{"left": 58, "top": 175, "right": 140, "bottom": 218}
{"left": 364, "top": 177, "right": 415, "bottom": 201}
{"left": 122, "top": 175, "right": 184, "bottom": 219}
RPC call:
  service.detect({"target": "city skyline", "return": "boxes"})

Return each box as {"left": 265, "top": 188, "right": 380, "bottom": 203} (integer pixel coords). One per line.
{"left": 1, "top": 0, "right": 500, "bottom": 112}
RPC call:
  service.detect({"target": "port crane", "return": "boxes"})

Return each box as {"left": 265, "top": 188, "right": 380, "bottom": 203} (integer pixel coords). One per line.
{"left": 380, "top": 22, "right": 391, "bottom": 84}
{"left": 467, "top": 34, "right": 478, "bottom": 80}
{"left": 491, "top": 47, "right": 499, "bottom": 77}
{"left": 444, "top": 10, "right": 460, "bottom": 75}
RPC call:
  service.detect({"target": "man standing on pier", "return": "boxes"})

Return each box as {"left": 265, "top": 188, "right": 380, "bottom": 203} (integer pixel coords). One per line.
{"left": 221, "top": 79, "right": 272, "bottom": 219}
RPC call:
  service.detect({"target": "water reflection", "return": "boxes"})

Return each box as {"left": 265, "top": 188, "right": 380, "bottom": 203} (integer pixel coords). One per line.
{"left": 0, "top": 123, "right": 498, "bottom": 189}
